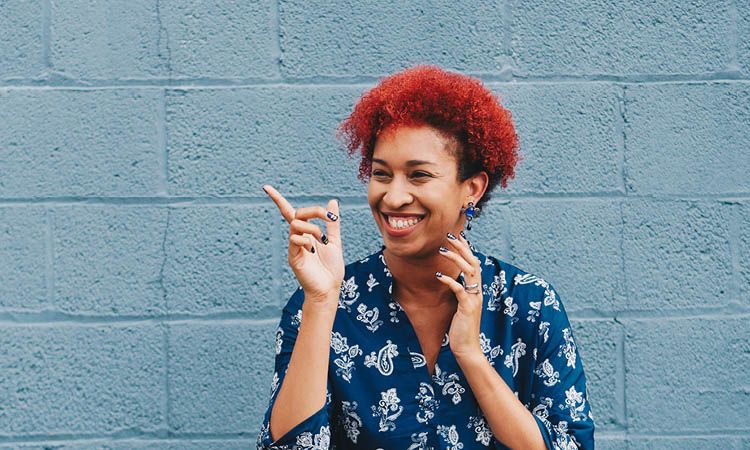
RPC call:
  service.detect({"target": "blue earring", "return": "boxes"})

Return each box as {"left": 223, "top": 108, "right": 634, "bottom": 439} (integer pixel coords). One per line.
{"left": 462, "top": 201, "right": 480, "bottom": 231}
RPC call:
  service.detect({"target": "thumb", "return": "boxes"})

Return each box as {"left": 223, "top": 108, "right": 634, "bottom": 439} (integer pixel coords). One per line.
{"left": 325, "top": 198, "right": 341, "bottom": 245}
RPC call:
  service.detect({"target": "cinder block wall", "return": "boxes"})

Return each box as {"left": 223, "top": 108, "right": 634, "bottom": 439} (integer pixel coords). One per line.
{"left": 1, "top": 1, "right": 748, "bottom": 449}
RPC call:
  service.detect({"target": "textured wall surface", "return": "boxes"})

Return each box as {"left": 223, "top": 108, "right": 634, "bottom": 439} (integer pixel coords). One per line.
{"left": 1, "top": 1, "right": 749, "bottom": 449}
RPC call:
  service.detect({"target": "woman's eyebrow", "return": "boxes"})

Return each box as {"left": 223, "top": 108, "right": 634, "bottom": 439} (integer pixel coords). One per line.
{"left": 372, "top": 158, "right": 437, "bottom": 167}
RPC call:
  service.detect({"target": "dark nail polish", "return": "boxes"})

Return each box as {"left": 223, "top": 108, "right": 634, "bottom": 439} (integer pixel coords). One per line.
{"left": 321, "top": 233, "right": 329, "bottom": 245}
{"left": 447, "top": 232, "right": 457, "bottom": 240}
{"left": 326, "top": 211, "right": 339, "bottom": 221}
{"left": 310, "top": 246, "right": 315, "bottom": 254}
{"left": 460, "top": 231, "right": 466, "bottom": 239}
{"left": 435, "top": 271, "right": 443, "bottom": 278}
{"left": 439, "top": 246, "right": 449, "bottom": 253}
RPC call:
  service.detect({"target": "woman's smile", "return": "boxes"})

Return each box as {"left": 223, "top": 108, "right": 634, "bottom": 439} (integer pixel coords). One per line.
{"left": 382, "top": 212, "right": 426, "bottom": 237}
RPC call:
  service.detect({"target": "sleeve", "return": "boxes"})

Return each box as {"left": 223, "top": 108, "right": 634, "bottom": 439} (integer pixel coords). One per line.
{"left": 256, "top": 286, "right": 336, "bottom": 449}
{"left": 528, "top": 283, "right": 595, "bottom": 450}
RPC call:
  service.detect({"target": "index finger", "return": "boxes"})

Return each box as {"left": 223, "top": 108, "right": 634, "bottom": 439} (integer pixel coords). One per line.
{"left": 262, "top": 184, "right": 296, "bottom": 223}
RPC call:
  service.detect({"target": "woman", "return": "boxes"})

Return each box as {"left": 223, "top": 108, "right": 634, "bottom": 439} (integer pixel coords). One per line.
{"left": 256, "top": 65, "right": 595, "bottom": 450}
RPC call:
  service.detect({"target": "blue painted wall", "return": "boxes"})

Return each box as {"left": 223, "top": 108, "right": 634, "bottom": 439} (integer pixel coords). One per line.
{"left": 1, "top": 1, "right": 748, "bottom": 448}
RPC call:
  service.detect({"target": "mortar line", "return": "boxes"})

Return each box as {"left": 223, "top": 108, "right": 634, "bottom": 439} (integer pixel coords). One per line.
{"left": 2, "top": 193, "right": 749, "bottom": 207}
{"left": 2, "top": 74, "right": 750, "bottom": 90}
{"left": 271, "top": 0, "right": 282, "bottom": 79}
{"left": 0, "top": 313, "right": 281, "bottom": 327}
{"left": 614, "top": 318, "right": 628, "bottom": 429}
{"left": 616, "top": 85, "right": 628, "bottom": 194}
{"left": 501, "top": 0, "right": 513, "bottom": 77}
{"left": 41, "top": 0, "right": 51, "bottom": 70}
{"left": 1, "top": 302, "right": 748, "bottom": 327}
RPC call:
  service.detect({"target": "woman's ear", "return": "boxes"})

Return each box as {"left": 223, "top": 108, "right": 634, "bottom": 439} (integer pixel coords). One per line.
{"left": 466, "top": 171, "right": 489, "bottom": 204}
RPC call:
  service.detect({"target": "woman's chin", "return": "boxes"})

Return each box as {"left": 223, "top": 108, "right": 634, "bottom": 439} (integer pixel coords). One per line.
{"left": 383, "top": 239, "right": 440, "bottom": 259}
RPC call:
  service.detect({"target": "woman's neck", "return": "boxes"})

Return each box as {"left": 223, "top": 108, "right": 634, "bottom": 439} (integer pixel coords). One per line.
{"left": 383, "top": 246, "right": 460, "bottom": 309}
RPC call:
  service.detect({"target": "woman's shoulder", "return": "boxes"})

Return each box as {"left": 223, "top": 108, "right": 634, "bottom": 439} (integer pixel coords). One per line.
{"left": 477, "top": 249, "right": 555, "bottom": 291}
{"left": 477, "top": 249, "right": 563, "bottom": 318}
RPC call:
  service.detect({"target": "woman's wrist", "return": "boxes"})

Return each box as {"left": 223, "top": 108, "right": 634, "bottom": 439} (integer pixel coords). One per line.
{"left": 302, "top": 291, "right": 340, "bottom": 318}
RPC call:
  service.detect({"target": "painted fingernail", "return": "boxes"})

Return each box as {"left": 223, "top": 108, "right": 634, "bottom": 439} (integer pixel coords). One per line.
{"left": 310, "top": 246, "right": 316, "bottom": 254}
{"left": 447, "top": 232, "right": 457, "bottom": 240}
{"left": 439, "top": 246, "right": 449, "bottom": 253}
{"left": 435, "top": 272, "right": 443, "bottom": 278}
{"left": 326, "top": 211, "right": 339, "bottom": 221}
{"left": 460, "top": 230, "right": 466, "bottom": 239}
{"left": 321, "top": 233, "right": 329, "bottom": 245}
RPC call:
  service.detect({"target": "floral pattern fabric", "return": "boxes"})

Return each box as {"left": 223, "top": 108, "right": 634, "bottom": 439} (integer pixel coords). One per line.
{"left": 257, "top": 244, "right": 595, "bottom": 449}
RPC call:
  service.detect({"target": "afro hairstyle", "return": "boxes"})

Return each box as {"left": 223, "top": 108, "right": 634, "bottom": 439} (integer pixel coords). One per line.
{"left": 335, "top": 64, "right": 521, "bottom": 215}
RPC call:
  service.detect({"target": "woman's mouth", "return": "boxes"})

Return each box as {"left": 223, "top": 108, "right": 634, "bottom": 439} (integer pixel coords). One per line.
{"left": 382, "top": 213, "right": 425, "bottom": 237}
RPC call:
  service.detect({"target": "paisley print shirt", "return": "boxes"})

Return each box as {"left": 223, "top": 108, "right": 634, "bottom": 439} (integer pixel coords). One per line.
{"left": 256, "top": 243, "right": 595, "bottom": 449}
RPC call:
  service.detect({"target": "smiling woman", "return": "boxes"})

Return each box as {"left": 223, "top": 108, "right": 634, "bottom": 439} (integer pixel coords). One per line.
{"left": 257, "top": 64, "right": 595, "bottom": 450}
{"left": 367, "top": 124, "right": 485, "bottom": 257}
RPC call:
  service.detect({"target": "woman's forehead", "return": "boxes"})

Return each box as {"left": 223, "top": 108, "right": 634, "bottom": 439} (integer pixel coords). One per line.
{"left": 372, "top": 125, "right": 455, "bottom": 166}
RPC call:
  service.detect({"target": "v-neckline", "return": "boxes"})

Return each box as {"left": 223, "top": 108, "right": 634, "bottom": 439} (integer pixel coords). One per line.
{"left": 372, "top": 244, "right": 483, "bottom": 381}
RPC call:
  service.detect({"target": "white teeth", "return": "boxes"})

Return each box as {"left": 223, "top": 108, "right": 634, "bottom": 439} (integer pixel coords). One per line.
{"left": 386, "top": 215, "right": 423, "bottom": 229}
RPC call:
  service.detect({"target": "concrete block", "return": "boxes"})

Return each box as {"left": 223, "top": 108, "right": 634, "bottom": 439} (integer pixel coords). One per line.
{"left": 166, "top": 87, "right": 364, "bottom": 196}
{"left": 52, "top": 206, "right": 168, "bottom": 315}
{"left": 509, "top": 199, "right": 622, "bottom": 313}
{"left": 624, "top": 83, "right": 750, "bottom": 195}
{"left": 0, "top": 207, "right": 47, "bottom": 311}
{"left": 622, "top": 200, "right": 732, "bottom": 312}
{"left": 624, "top": 317, "right": 750, "bottom": 432}
{"left": 168, "top": 322, "right": 276, "bottom": 434}
{"left": 0, "top": 324, "right": 164, "bottom": 435}
{"left": 0, "top": 89, "right": 162, "bottom": 197}
{"left": 278, "top": 0, "right": 509, "bottom": 77}
{"left": 163, "top": 205, "right": 279, "bottom": 316}
{"left": 498, "top": 83, "right": 622, "bottom": 194}
{"left": 511, "top": 0, "right": 732, "bottom": 76}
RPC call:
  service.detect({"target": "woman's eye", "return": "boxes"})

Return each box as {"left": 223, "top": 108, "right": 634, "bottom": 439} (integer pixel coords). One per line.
{"left": 371, "top": 170, "right": 429, "bottom": 178}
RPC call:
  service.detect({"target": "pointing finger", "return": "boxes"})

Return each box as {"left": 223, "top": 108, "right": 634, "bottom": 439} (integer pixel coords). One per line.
{"left": 262, "top": 184, "right": 296, "bottom": 224}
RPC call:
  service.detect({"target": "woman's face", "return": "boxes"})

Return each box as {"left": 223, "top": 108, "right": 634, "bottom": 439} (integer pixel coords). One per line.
{"left": 367, "top": 124, "right": 485, "bottom": 258}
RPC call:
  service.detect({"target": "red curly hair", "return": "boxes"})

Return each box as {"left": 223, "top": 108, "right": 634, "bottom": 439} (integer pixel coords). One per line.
{"left": 335, "top": 64, "right": 521, "bottom": 214}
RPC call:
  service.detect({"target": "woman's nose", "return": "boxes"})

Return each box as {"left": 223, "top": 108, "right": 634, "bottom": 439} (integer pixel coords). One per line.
{"left": 383, "top": 184, "right": 413, "bottom": 207}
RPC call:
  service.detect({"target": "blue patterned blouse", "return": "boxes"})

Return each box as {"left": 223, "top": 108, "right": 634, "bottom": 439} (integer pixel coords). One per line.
{"left": 257, "top": 243, "right": 596, "bottom": 449}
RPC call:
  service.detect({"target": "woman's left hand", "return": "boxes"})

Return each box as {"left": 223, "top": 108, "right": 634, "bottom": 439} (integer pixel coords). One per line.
{"left": 436, "top": 231, "right": 484, "bottom": 361}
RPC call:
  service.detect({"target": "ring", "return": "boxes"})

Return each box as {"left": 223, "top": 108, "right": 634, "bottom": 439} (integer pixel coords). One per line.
{"left": 463, "top": 282, "right": 480, "bottom": 294}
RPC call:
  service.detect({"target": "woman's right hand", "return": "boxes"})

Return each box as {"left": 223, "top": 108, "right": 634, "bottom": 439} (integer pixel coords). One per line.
{"left": 263, "top": 184, "right": 344, "bottom": 309}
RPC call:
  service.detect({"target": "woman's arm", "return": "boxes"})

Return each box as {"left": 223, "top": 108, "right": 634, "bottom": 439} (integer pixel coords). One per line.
{"left": 269, "top": 295, "right": 337, "bottom": 441}
{"left": 456, "top": 353, "right": 547, "bottom": 450}
{"left": 258, "top": 186, "right": 344, "bottom": 447}
{"left": 527, "top": 284, "right": 596, "bottom": 450}
{"left": 256, "top": 288, "right": 337, "bottom": 449}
